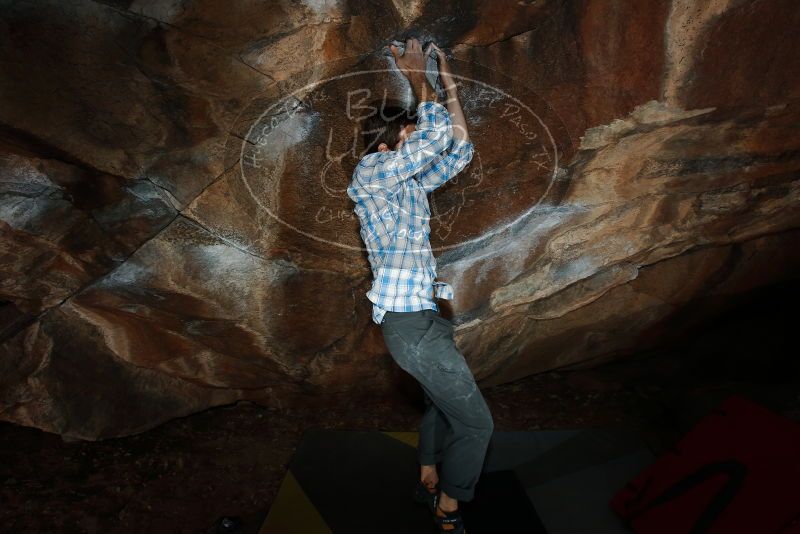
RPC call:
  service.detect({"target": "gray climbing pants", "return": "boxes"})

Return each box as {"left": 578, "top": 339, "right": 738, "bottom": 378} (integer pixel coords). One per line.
{"left": 381, "top": 308, "right": 494, "bottom": 502}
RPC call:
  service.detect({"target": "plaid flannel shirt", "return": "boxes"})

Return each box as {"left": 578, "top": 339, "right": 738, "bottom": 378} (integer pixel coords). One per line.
{"left": 347, "top": 100, "right": 474, "bottom": 325}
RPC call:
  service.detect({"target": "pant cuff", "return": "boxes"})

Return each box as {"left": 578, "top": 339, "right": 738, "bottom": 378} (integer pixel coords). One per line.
{"left": 438, "top": 480, "right": 474, "bottom": 502}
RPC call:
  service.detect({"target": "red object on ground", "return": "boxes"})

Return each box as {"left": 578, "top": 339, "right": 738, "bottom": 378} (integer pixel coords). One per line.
{"left": 610, "top": 394, "right": 800, "bottom": 533}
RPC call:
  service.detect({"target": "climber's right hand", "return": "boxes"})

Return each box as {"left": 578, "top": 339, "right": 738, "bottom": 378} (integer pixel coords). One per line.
{"left": 389, "top": 38, "right": 427, "bottom": 80}
{"left": 388, "top": 38, "right": 438, "bottom": 103}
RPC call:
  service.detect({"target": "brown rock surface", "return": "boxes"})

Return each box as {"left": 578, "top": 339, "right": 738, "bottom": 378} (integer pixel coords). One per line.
{"left": 1, "top": 0, "right": 798, "bottom": 439}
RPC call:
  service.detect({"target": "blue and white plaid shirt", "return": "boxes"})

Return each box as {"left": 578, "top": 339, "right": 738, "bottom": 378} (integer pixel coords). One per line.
{"left": 347, "top": 100, "right": 474, "bottom": 324}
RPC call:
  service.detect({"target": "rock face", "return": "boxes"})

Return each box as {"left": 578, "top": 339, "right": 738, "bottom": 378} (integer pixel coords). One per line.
{"left": 1, "top": 0, "right": 799, "bottom": 439}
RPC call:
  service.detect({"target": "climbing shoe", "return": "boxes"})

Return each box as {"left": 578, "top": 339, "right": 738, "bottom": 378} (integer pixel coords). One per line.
{"left": 433, "top": 498, "right": 465, "bottom": 534}
{"left": 412, "top": 478, "right": 438, "bottom": 514}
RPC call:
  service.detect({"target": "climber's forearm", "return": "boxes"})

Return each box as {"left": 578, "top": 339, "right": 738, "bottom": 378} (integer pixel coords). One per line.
{"left": 408, "top": 73, "right": 438, "bottom": 105}
{"left": 444, "top": 87, "right": 469, "bottom": 142}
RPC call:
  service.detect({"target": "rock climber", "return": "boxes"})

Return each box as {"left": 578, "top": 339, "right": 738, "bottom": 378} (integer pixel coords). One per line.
{"left": 346, "top": 37, "right": 494, "bottom": 534}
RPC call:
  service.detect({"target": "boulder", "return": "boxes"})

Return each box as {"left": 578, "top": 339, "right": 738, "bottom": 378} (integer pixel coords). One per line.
{"left": 1, "top": 0, "right": 798, "bottom": 438}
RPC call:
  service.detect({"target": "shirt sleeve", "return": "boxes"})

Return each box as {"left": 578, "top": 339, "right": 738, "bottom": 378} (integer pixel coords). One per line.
{"left": 414, "top": 138, "right": 474, "bottom": 194}
{"left": 352, "top": 100, "right": 453, "bottom": 197}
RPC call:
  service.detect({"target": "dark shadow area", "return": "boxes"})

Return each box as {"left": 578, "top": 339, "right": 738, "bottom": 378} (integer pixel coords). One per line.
{"left": 1, "top": 278, "right": 798, "bottom": 532}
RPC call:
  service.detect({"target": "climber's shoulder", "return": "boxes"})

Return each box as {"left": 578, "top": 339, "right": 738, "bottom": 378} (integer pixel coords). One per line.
{"left": 354, "top": 151, "right": 388, "bottom": 178}
{"left": 356, "top": 151, "right": 384, "bottom": 168}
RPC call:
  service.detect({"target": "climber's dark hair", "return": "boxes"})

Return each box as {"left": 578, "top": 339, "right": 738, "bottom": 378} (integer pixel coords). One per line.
{"left": 360, "top": 100, "right": 416, "bottom": 155}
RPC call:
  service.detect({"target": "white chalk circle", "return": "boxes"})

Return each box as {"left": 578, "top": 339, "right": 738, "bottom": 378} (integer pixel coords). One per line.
{"left": 238, "top": 60, "right": 567, "bottom": 253}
